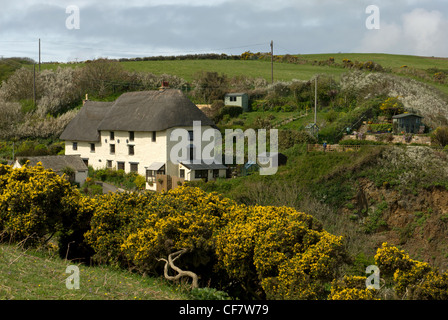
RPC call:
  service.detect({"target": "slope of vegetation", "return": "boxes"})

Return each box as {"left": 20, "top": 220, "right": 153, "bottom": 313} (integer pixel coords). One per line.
{"left": 0, "top": 242, "right": 188, "bottom": 300}
{"left": 2, "top": 162, "right": 448, "bottom": 300}
{"left": 1, "top": 52, "right": 448, "bottom": 300}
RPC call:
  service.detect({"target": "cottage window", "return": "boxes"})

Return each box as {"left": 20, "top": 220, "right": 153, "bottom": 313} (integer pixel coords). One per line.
{"left": 130, "top": 163, "right": 138, "bottom": 172}
{"left": 72, "top": 142, "right": 78, "bottom": 151}
{"left": 128, "top": 145, "right": 135, "bottom": 155}
{"left": 110, "top": 144, "right": 115, "bottom": 154}
{"left": 82, "top": 158, "right": 89, "bottom": 167}
{"left": 152, "top": 131, "right": 156, "bottom": 142}
{"left": 107, "top": 160, "right": 113, "bottom": 168}
{"left": 110, "top": 131, "right": 115, "bottom": 141}
{"left": 90, "top": 143, "right": 95, "bottom": 152}
{"left": 146, "top": 166, "right": 165, "bottom": 183}
{"left": 195, "top": 170, "right": 208, "bottom": 179}
{"left": 213, "top": 169, "right": 220, "bottom": 178}
{"left": 117, "top": 162, "right": 125, "bottom": 171}
{"left": 129, "top": 131, "right": 134, "bottom": 141}
{"left": 230, "top": 96, "right": 237, "bottom": 102}
{"left": 146, "top": 170, "right": 155, "bottom": 183}
{"left": 179, "top": 169, "right": 185, "bottom": 178}
{"left": 188, "top": 145, "right": 194, "bottom": 161}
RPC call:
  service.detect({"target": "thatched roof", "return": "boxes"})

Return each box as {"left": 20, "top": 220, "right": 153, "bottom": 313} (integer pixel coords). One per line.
{"left": 19, "top": 155, "right": 88, "bottom": 172}
{"left": 97, "top": 89, "right": 215, "bottom": 132}
{"left": 60, "top": 89, "right": 215, "bottom": 142}
{"left": 60, "top": 101, "right": 112, "bottom": 142}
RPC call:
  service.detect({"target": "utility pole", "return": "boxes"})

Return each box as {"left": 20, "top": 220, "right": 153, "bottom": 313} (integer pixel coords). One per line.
{"left": 33, "top": 64, "right": 36, "bottom": 107}
{"left": 270, "top": 40, "right": 274, "bottom": 84}
{"left": 314, "top": 76, "right": 317, "bottom": 124}
{"left": 38, "top": 38, "right": 41, "bottom": 72}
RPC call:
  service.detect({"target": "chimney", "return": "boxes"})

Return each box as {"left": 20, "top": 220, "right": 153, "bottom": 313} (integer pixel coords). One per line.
{"left": 159, "top": 81, "right": 170, "bottom": 91}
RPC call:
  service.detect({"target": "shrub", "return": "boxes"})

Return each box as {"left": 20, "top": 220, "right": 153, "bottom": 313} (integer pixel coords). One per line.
{"left": 214, "top": 106, "right": 243, "bottom": 122}
{"left": 431, "top": 126, "right": 448, "bottom": 147}
{"left": 373, "top": 242, "right": 448, "bottom": 299}
{"left": 329, "top": 275, "right": 379, "bottom": 300}
{"left": 0, "top": 163, "right": 94, "bottom": 254}
{"left": 278, "top": 130, "right": 317, "bottom": 150}
{"left": 369, "top": 123, "right": 393, "bottom": 133}
{"left": 215, "top": 205, "right": 347, "bottom": 299}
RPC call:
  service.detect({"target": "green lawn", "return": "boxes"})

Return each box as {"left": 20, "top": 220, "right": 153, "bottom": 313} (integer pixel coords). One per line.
{"left": 0, "top": 243, "right": 189, "bottom": 300}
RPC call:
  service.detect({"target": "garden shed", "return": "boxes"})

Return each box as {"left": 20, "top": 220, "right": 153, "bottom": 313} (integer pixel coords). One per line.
{"left": 392, "top": 113, "right": 424, "bottom": 134}
{"left": 224, "top": 93, "right": 249, "bottom": 112}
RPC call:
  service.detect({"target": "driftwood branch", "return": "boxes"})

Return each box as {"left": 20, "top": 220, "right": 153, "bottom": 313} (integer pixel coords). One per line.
{"left": 157, "top": 248, "right": 198, "bottom": 289}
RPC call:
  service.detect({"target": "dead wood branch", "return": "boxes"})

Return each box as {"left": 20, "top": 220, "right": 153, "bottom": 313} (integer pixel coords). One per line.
{"left": 157, "top": 248, "right": 198, "bottom": 289}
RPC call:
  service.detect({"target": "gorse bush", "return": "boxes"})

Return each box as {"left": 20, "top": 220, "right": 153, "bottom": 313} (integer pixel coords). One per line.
{"left": 1, "top": 164, "right": 448, "bottom": 299}
{"left": 84, "top": 186, "right": 349, "bottom": 299}
{"left": 0, "top": 163, "right": 94, "bottom": 256}
{"left": 374, "top": 243, "right": 448, "bottom": 299}
{"left": 215, "top": 204, "right": 347, "bottom": 299}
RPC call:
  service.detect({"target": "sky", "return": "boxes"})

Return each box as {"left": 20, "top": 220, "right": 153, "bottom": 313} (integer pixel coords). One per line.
{"left": 0, "top": 0, "right": 447, "bottom": 62}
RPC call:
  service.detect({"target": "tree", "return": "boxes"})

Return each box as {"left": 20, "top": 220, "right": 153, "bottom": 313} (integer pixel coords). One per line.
{"left": 76, "top": 58, "right": 129, "bottom": 98}
{"left": 0, "top": 100, "right": 23, "bottom": 139}
{"left": 192, "top": 71, "right": 228, "bottom": 104}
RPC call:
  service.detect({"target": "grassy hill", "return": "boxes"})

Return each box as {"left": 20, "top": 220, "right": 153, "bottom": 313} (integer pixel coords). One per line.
{"left": 119, "top": 59, "right": 346, "bottom": 82}
{"left": 0, "top": 243, "right": 189, "bottom": 300}
{"left": 36, "top": 52, "right": 448, "bottom": 98}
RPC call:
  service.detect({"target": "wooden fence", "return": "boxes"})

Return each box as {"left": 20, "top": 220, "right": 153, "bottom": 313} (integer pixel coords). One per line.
{"left": 307, "top": 144, "right": 362, "bottom": 152}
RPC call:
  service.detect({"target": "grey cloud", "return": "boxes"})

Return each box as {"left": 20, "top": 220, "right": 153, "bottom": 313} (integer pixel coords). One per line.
{"left": 1, "top": 0, "right": 447, "bottom": 61}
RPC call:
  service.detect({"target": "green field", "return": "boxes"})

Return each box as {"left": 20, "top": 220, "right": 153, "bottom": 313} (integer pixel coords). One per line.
{"left": 120, "top": 59, "right": 346, "bottom": 82}
{"left": 36, "top": 52, "right": 448, "bottom": 95}
{"left": 299, "top": 53, "right": 448, "bottom": 70}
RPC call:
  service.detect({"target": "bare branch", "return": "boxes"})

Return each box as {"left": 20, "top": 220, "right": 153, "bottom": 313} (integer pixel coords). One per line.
{"left": 157, "top": 249, "right": 199, "bottom": 289}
